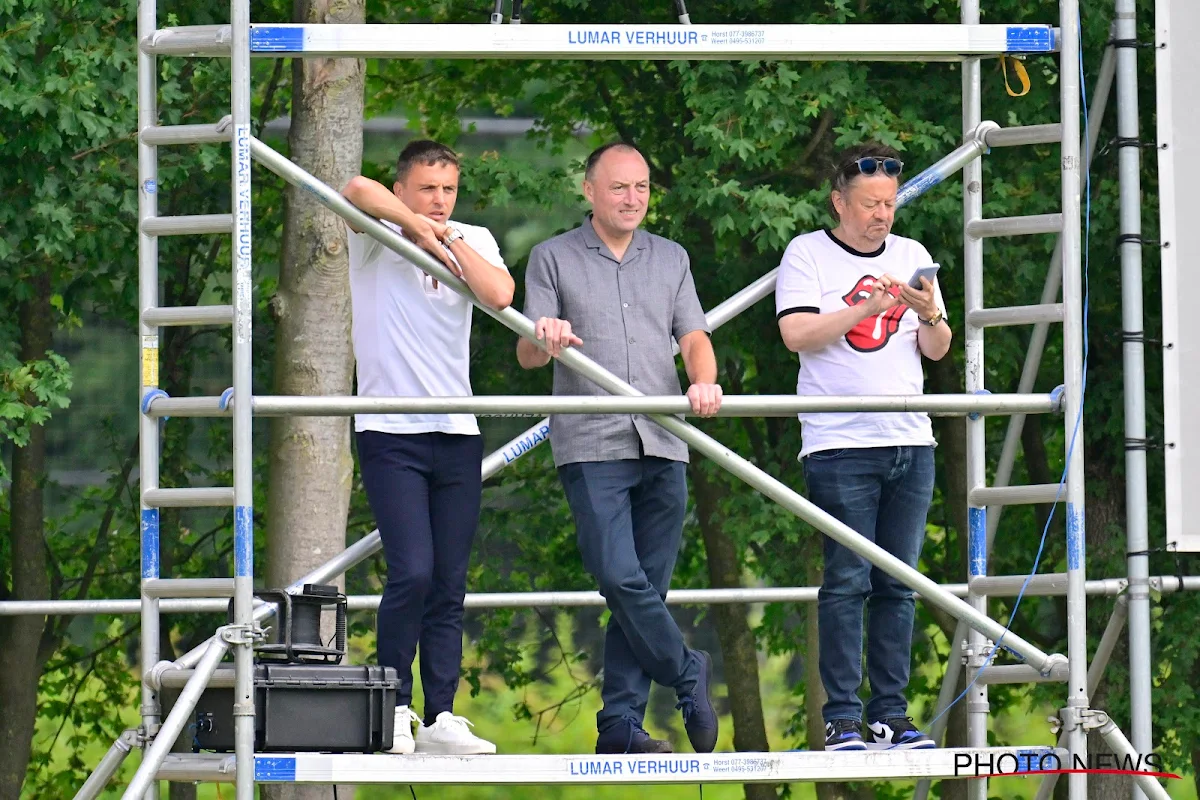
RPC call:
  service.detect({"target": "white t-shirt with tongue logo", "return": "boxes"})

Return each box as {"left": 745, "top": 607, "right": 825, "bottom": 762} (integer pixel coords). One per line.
{"left": 775, "top": 229, "right": 947, "bottom": 458}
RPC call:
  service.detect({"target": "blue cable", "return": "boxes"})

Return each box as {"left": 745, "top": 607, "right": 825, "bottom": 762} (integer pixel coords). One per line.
{"left": 921, "top": 18, "right": 1092, "bottom": 741}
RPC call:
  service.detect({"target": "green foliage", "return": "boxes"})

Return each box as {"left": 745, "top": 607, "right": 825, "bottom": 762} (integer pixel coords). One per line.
{"left": 0, "top": 352, "right": 72, "bottom": 480}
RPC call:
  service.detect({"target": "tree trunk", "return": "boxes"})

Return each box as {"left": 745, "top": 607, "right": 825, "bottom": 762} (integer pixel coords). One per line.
{"left": 690, "top": 463, "right": 776, "bottom": 800}
{"left": 263, "top": 1, "right": 363, "bottom": 798}
{"left": 0, "top": 274, "right": 54, "bottom": 798}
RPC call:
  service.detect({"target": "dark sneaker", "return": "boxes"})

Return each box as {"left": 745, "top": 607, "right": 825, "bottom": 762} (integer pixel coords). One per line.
{"left": 865, "top": 717, "right": 935, "bottom": 750}
{"left": 675, "top": 649, "right": 719, "bottom": 753}
{"left": 596, "top": 717, "right": 673, "bottom": 754}
{"left": 824, "top": 719, "right": 867, "bottom": 751}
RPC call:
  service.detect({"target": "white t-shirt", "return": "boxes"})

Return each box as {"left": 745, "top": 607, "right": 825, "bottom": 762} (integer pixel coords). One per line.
{"left": 775, "top": 229, "right": 948, "bottom": 458}
{"left": 347, "top": 219, "right": 507, "bottom": 436}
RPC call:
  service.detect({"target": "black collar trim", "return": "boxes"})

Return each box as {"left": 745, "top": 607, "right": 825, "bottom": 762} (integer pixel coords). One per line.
{"left": 824, "top": 228, "right": 886, "bottom": 258}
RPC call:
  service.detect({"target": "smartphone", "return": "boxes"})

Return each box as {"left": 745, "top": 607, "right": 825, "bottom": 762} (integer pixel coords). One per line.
{"left": 908, "top": 263, "right": 941, "bottom": 290}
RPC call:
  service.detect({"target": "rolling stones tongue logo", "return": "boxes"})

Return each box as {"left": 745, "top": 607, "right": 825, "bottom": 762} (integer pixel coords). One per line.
{"left": 842, "top": 275, "right": 908, "bottom": 353}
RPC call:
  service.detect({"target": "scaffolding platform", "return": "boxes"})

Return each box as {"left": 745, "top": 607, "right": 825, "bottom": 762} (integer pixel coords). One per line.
{"left": 156, "top": 747, "right": 1060, "bottom": 785}
{"left": 141, "top": 23, "right": 1060, "bottom": 60}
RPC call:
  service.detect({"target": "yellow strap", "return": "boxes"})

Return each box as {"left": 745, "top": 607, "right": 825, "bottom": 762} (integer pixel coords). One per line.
{"left": 1001, "top": 55, "right": 1031, "bottom": 97}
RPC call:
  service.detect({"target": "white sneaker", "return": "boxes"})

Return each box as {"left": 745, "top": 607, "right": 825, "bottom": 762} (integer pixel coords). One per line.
{"left": 414, "top": 711, "right": 497, "bottom": 755}
{"left": 385, "top": 705, "right": 420, "bottom": 754}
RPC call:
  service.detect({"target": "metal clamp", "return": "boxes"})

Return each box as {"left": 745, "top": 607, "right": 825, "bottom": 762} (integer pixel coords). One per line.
{"left": 1049, "top": 384, "right": 1066, "bottom": 412}
{"left": 1057, "top": 706, "right": 1111, "bottom": 734}
{"left": 968, "top": 389, "right": 992, "bottom": 421}
{"left": 141, "top": 389, "right": 170, "bottom": 418}
{"left": 1038, "top": 652, "right": 1069, "bottom": 678}
{"left": 217, "top": 623, "right": 264, "bottom": 646}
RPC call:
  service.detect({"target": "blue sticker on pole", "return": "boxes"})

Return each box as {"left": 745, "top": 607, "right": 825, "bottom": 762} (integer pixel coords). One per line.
{"left": 254, "top": 756, "right": 297, "bottom": 782}
{"left": 968, "top": 506, "right": 987, "bottom": 577}
{"left": 1066, "top": 502, "right": 1085, "bottom": 570}
{"left": 1014, "top": 748, "right": 1055, "bottom": 773}
{"left": 896, "top": 170, "right": 943, "bottom": 208}
{"left": 250, "top": 26, "right": 305, "bottom": 52}
{"left": 1005, "top": 26, "right": 1055, "bottom": 53}
{"left": 234, "top": 505, "right": 254, "bottom": 578}
{"left": 141, "top": 508, "right": 160, "bottom": 580}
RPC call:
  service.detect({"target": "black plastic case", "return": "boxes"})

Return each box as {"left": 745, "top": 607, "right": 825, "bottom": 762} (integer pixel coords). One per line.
{"left": 186, "top": 663, "right": 397, "bottom": 753}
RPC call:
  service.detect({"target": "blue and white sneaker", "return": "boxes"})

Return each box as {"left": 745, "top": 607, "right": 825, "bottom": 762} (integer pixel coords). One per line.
{"left": 824, "top": 719, "right": 867, "bottom": 751}
{"left": 865, "top": 717, "right": 935, "bottom": 750}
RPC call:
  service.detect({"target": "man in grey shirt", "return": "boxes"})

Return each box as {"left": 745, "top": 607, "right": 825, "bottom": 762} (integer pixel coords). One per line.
{"left": 516, "top": 142, "right": 722, "bottom": 755}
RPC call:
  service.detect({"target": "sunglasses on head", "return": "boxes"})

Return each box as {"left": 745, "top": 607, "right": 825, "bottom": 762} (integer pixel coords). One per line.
{"left": 844, "top": 156, "right": 904, "bottom": 178}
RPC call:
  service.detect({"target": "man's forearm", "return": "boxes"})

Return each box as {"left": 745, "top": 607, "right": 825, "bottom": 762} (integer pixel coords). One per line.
{"left": 341, "top": 176, "right": 420, "bottom": 231}
{"left": 681, "top": 334, "right": 718, "bottom": 384}
{"left": 449, "top": 240, "right": 514, "bottom": 310}
{"left": 779, "top": 305, "right": 872, "bottom": 352}
{"left": 917, "top": 321, "right": 953, "bottom": 361}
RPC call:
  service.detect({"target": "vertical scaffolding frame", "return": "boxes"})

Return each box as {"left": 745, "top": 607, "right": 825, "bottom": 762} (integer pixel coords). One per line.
{"left": 84, "top": 0, "right": 1168, "bottom": 797}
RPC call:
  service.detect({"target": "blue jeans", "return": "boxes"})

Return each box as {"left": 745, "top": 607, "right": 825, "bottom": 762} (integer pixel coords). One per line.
{"left": 803, "top": 445, "right": 935, "bottom": 724}
{"left": 558, "top": 457, "right": 701, "bottom": 733}
{"left": 357, "top": 431, "right": 484, "bottom": 721}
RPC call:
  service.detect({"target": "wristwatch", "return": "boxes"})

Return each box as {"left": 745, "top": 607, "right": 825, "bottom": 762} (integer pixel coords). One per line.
{"left": 919, "top": 310, "right": 944, "bottom": 327}
{"left": 442, "top": 226, "right": 464, "bottom": 246}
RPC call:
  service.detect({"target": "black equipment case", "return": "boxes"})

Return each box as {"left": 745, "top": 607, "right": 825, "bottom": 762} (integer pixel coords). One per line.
{"left": 187, "top": 663, "right": 397, "bottom": 753}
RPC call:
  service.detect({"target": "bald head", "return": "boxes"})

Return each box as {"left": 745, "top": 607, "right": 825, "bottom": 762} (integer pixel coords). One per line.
{"left": 584, "top": 143, "right": 645, "bottom": 182}
{"left": 583, "top": 144, "right": 650, "bottom": 242}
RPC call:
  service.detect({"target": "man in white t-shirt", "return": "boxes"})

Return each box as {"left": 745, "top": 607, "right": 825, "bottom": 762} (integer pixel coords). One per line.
{"left": 775, "top": 142, "right": 952, "bottom": 753}
{"left": 342, "top": 140, "right": 514, "bottom": 756}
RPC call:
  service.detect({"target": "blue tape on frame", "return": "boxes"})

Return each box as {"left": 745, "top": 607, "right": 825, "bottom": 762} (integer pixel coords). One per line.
{"left": 250, "top": 26, "right": 305, "bottom": 52}
{"left": 1014, "top": 748, "right": 1054, "bottom": 773}
{"left": 969, "top": 389, "right": 992, "bottom": 422}
{"left": 234, "top": 505, "right": 254, "bottom": 578}
{"left": 141, "top": 509, "right": 160, "bottom": 580}
{"left": 1005, "top": 25, "right": 1055, "bottom": 53}
{"left": 968, "top": 506, "right": 987, "bottom": 577}
{"left": 896, "top": 169, "right": 943, "bottom": 208}
{"left": 254, "top": 756, "right": 297, "bottom": 782}
{"left": 1066, "top": 502, "right": 1085, "bottom": 571}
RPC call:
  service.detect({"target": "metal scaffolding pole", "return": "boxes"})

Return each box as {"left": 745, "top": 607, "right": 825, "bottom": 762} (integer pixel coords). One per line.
{"left": 73, "top": 730, "right": 140, "bottom": 800}
{"left": 961, "top": 3, "right": 989, "bottom": 799}
{"left": 142, "top": 392, "right": 1062, "bottom": 418}
{"left": 135, "top": 0, "right": 162, "bottom": 795}
{"left": 122, "top": 636, "right": 230, "bottom": 800}
{"left": 1034, "top": 596, "right": 1130, "bottom": 800}
{"left": 14, "top": 574, "right": 1200, "bottom": 620}
{"left": 228, "top": 0, "right": 256, "bottom": 797}
{"left": 1059, "top": 0, "right": 1091, "bottom": 796}
{"left": 1114, "top": 1, "right": 1153, "bottom": 795}
{"left": 249, "top": 137, "right": 1061, "bottom": 673}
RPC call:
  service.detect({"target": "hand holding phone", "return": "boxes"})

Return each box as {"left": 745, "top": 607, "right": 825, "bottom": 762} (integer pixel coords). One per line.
{"left": 908, "top": 263, "right": 941, "bottom": 289}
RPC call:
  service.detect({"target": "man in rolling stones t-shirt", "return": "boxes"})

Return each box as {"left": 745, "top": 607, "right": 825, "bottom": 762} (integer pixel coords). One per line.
{"left": 775, "top": 142, "right": 953, "bottom": 753}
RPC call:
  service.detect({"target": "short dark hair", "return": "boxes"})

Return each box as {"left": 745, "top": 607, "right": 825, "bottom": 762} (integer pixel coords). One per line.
{"left": 584, "top": 142, "right": 644, "bottom": 181}
{"left": 396, "top": 139, "right": 459, "bottom": 183}
{"left": 829, "top": 141, "right": 903, "bottom": 219}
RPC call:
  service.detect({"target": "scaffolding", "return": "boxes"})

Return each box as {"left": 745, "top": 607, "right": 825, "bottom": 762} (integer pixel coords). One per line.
{"left": 0, "top": 0, "right": 1168, "bottom": 797}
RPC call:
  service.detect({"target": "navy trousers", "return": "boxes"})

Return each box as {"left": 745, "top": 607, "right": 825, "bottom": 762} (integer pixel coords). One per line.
{"left": 357, "top": 430, "right": 484, "bottom": 721}
{"left": 559, "top": 457, "right": 701, "bottom": 733}
{"left": 803, "top": 445, "right": 935, "bottom": 724}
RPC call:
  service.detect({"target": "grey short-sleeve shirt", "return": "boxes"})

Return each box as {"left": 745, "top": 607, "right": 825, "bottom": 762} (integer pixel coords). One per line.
{"left": 523, "top": 217, "right": 710, "bottom": 466}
